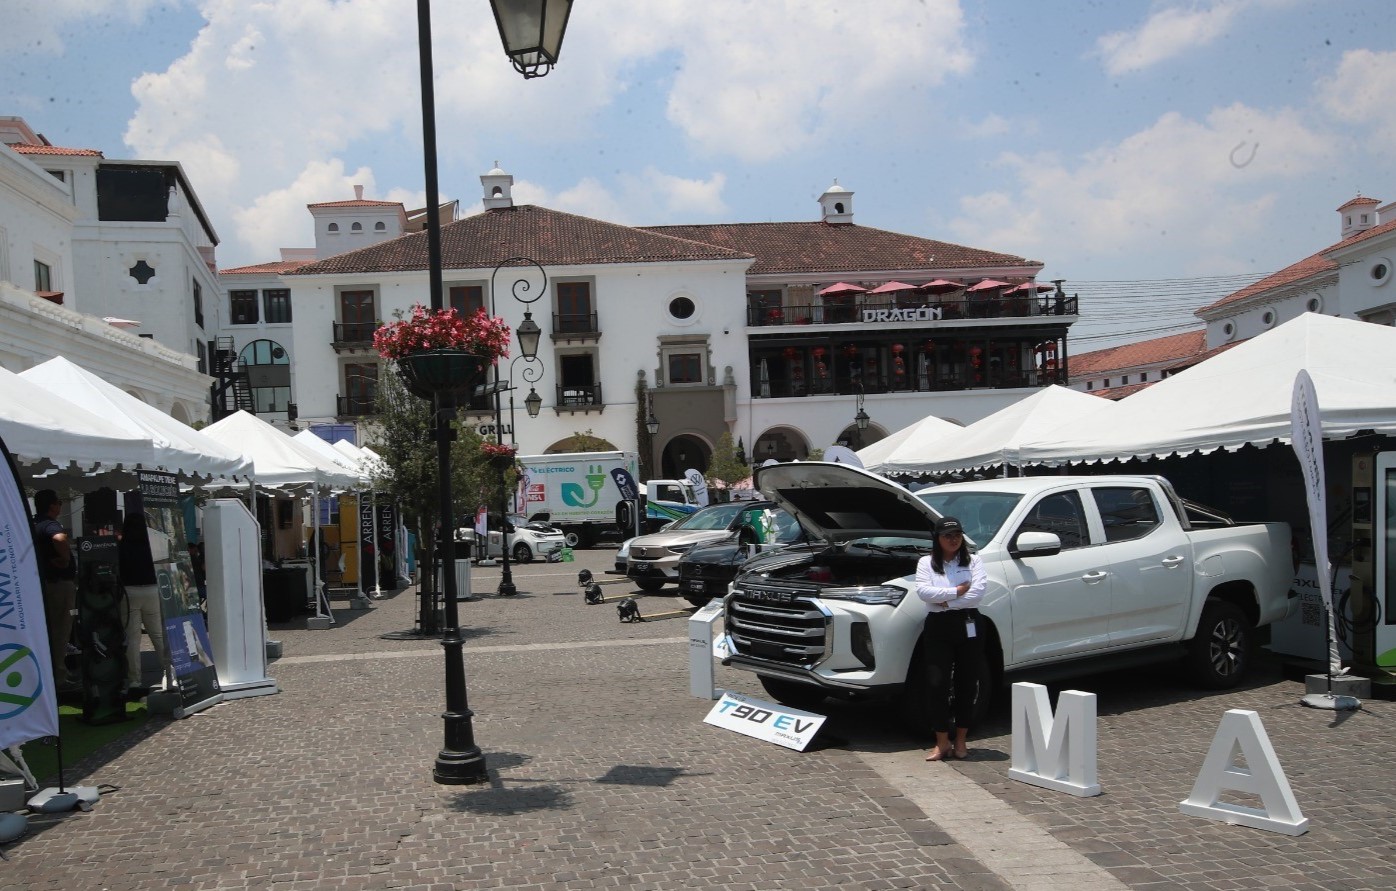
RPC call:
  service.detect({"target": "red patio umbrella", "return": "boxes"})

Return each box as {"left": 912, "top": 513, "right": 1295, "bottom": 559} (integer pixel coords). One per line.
{"left": 868, "top": 281, "right": 918, "bottom": 295}
{"left": 917, "top": 279, "right": 964, "bottom": 294}
{"left": 817, "top": 282, "right": 868, "bottom": 296}
{"left": 1004, "top": 281, "right": 1054, "bottom": 294}
{"left": 967, "top": 279, "right": 1011, "bottom": 292}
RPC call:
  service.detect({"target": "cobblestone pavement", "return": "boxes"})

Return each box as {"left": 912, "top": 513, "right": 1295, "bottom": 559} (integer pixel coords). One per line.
{"left": 5, "top": 548, "right": 1395, "bottom": 890}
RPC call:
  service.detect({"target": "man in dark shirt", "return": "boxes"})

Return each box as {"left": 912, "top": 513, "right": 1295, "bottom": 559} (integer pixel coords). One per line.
{"left": 33, "top": 489, "right": 77, "bottom": 689}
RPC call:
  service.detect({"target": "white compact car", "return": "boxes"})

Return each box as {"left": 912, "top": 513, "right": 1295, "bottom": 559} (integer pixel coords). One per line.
{"left": 459, "top": 514, "right": 567, "bottom": 563}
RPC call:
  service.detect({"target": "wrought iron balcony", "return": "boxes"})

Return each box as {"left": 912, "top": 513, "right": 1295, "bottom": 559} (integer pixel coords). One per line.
{"left": 552, "top": 311, "right": 599, "bottom": 338}
{"left": 332, "top": 321, "right": 381, "bottom": 350}
{"left": 556, "top": 382, "right": 603, "bottom": 408}
{"left": 749, "top": 294, "right": 1078, "bottom": 327}
{"left": 336, "top": 394, "right": 376, "bottom": 417}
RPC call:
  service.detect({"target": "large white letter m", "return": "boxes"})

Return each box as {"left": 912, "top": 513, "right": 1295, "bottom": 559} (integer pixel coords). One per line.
{"left": 1007, "top": 682, "right": 1101, "bottom": 797}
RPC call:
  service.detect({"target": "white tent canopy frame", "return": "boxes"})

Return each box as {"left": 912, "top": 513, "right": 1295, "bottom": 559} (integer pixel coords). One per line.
{"left": 857, "top": 413, "right": 963, "bottom": 473}
{"left": 1017, "top": 314, "right": 1396, "bottom": 467}
{"left": 879, "top": 385, "right": 1119, "bottom": 476}
{"left": 21, "top": 357, "right": 254, "bottom": 484}
{"left": 202, "top": 412, "right": 368, "bottom": 625}
{"left": 0, "top": 365, "right": 154, "bottom": 479}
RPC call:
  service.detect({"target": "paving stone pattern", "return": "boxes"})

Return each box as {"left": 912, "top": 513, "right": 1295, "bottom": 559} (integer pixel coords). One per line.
{"left": 5, "top": 548, "right": 1394, "bottom": 890}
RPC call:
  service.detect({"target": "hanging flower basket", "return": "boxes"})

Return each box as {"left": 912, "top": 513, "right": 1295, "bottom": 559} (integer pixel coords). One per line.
{"left": 375, "top": 303, "right": 511, "bottom": 401}
{"left": 481, "top": 441, "right": 518, "bottom": 471}
{"left": 396, "top": 349, "right": 489, "bottom": 400}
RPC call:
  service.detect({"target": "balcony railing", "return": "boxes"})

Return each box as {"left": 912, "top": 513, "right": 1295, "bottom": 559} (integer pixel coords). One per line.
{"left": 337, "top": 394, "right": 376, "bottom": 417}
{"left": 755, "top": 369, "right": 1065, "bottom": 399}
{"left": 556, "top": 382, "right": 603, "bottom": 407}
{"left": 749, "top": 294, "right": 1078, "bottom": 327}
{"left": 553, "top": 311, "right": 599, "bottom": 337}
{"left": 332, "top": 320, "right": 380, "bottom": 346}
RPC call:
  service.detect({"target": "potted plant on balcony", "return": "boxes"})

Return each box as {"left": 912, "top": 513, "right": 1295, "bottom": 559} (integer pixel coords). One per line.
{"left": 480, "top": 440, "right": 518, "bottom": 472}
{"left": 373, "top": 303, "right": 511, "bottom": 399}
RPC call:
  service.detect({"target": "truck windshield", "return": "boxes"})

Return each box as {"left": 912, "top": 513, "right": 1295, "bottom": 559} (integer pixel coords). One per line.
{"left": 671, "top": 502, "right": 745, "bottom": 531}
{"left": 917, "top": 491, "right": 1023, "bottom": 546}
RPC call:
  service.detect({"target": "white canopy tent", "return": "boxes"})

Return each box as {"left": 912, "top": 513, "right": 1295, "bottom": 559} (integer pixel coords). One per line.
{"left": 879, "top": 385, "right": 1119, "bottom": 476}
{"left": 202, "top": 412, "right": 367, "bottom": 624}
{"left": 203, "top": 412, "right": 363, "bottom": 491}
{"left": 1018, "top": 314, "right": 1396, "bottom": 466}
{"left": 21, "top": 357, "right": 254, "bottom": 483}
{"left": 0, "top": 365, "right": 154, "bottom": 476}
{"left": 857, "top": 413, "right": 963, "bottom": 473}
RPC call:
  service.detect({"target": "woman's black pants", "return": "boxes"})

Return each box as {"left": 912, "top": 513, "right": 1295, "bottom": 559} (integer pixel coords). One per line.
{"left": 923, "top": 609, "right": 986, "bottom": 733}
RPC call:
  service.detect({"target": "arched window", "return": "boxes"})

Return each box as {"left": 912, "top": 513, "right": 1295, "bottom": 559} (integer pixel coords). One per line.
{"left": 328, "top": 223, "right": 340, "bottom": 233}
{"left": 374, "top": 221, "right": 386, "bottom": 232}
{"left": 238, "top": 339, "right": 292, "bottom": 413}
{"left": 351, "top": 222, "right": 363, "bottom": 232}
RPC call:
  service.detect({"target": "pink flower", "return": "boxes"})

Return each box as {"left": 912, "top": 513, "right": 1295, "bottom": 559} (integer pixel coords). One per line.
{"left": 374, "top": 304, "right": 514, "bottom": 361}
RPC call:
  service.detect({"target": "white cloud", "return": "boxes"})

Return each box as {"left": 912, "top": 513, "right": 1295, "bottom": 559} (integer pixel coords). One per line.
{"left": 514, "top": 169, "right": 728, "bottom": 225}
{"left": 948, "top": 103, "right": 1334, "bottom": 275}
{"left": 1317, "top": 48, "right": 1396, "bottom": 142}
{"left": 1095, "top": 1, "right": 1293, "bottom": 76}
{"left": 230, "top": 159, "right": 378, "bottom": 260}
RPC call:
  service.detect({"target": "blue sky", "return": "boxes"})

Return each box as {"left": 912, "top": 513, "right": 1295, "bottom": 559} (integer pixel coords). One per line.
{"left": 4, "top": 1, "right": 1393, "bottom": 348}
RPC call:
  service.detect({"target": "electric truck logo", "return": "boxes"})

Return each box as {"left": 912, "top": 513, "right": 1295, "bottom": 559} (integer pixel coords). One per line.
{"left": 561, "top": 464, "right": 608, "bottom": 508}
{"left": 0, "top": 644, "right": 44, "bottom": 719}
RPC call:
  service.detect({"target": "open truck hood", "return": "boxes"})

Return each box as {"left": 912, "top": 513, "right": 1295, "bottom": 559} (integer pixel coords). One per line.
{"left": 754, "top": 461, "right": 942, "bottom": 545}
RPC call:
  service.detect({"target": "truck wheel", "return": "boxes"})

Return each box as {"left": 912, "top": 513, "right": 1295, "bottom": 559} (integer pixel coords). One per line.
{"left": 512, "top": 543, "right": 533, "bottom": 563}
{"left": 1186, "top": 600, "right": 1251, "bottom": 688}
{"left": 684, "top": 594, "right": 713, "bottom": 607}
{"left": 635, "top": 578, "right": 665, "bottom": 593}
{"left": 759, "top": 677, "right": 828, "bottom": 712}
{"left": 564, "top": 530, "right": 581, "bottom": 548}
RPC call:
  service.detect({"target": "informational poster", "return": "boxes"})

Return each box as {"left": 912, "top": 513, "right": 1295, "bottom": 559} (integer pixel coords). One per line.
{"left": 133, "top": 470, "right": 221, "bottom": 714}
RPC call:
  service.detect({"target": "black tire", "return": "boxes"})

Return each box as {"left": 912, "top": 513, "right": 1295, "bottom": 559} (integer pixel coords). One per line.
{"left": 635, "top": 578, "right": 665, "bottom": 593}
{"left": 1186, "top": 600, "right": 1252, "bottom": 688}
{"left": 512, "top": 543, "right": 533, "bottom": 563}
{"left": 759, "top": 676, "right": 828, "bottom": 712}
{"left": 564, "top": 530, "right": 581, "bottom": 548}
{"left": 685, "top": 594, "right": 713, "bottom": 607}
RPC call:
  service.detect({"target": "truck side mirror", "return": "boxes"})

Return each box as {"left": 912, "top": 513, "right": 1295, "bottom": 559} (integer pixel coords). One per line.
{"left": 1010, "top": 530, "right": 1062, "bottom": 558}
{"left": 616, "top": 499, "right": 634, "bottom": 532}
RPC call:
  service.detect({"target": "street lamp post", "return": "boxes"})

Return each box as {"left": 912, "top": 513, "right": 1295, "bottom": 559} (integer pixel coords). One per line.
{"left": 853, "top": 387, "right": 870, "bottom": 450}
{"left": 415, "top": 0, "right": 570, "bottom": 786}
{"left": 490, "top": 259, "right": 547, "bottom": 597}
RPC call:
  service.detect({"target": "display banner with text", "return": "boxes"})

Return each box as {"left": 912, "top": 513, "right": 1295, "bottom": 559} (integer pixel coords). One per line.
{"left": 703, "top": 690, "right": 826, "bottom": 751}
{"left": 0, "top": 436, "right": 59, "bottom": 750}
{"left": 133, "top": 471, "right": 221, "bottom": 713}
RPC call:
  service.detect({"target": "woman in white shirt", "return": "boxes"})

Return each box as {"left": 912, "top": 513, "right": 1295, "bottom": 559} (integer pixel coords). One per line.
{"left": 914, "top": 516, "right": 987, "bottom": 761}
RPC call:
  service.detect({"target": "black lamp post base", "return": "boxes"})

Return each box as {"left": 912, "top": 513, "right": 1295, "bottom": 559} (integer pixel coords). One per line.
{"left": 433, "top": 747, "right": 489, "bottom": 785}
{"left": 496, "top": 580, "right": 518, "bottom": 596}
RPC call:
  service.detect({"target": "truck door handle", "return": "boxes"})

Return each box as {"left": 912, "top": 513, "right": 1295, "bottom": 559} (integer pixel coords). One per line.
{"left": 1081, "top": 571, "right": 1108, "bottom": 582}
{"left": 1161, "top": 556, "right": 1185, "bottom": 567}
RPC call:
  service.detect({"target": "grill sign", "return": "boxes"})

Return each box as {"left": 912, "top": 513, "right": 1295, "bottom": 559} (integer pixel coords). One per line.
{"left": 704, "top": 690, "right": 826, "bottom": 751}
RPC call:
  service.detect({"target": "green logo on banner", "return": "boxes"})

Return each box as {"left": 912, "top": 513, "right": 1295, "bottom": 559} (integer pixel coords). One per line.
{"left": 0, "top": 644, "right": 44, "bottom": 719}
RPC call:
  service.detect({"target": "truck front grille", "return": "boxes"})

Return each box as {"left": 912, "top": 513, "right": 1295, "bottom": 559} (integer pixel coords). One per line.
{"left": 726, "top": 582, "right": 828, "bottom": 666}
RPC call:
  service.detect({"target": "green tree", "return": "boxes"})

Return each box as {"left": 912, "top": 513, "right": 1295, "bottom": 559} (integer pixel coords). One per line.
{"left": 364, "top": 367, "right": 495, "bottom": 616}
{"left": 706, "top": 432, "right": 749, "bottom": 499}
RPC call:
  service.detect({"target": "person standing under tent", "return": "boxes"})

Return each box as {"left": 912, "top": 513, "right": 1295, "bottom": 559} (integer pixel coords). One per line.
{"left": 119, "top": 511, "right": 169, "bottom": 699}
{"left": 32, "top": 489, "right": 78, "bottom": 691}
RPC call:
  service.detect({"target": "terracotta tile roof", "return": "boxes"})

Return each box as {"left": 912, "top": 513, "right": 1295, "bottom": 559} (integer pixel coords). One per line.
{"left": 1337, "top": 195, "right": 1380, "bottom": 210}
{"left": 1090, "top": 381, "right": 1152, "bottom": 400}
{"left": 1163, "top": 338, "right": 1245, "bottom": 371}
{"left": 7, "top": 143, "right": 102, "bottom": 157}
{"left": 643, "top": 221, "right": 1038, "bottom": 275}
{"left": 1069, "top": 329, "right": 1206, "bottom": 377}
{"left": 1198, "top": 216, "right": 1396, "bottom": 314}
{"left": 220, "top": 260, "right": 314, "bottom": 275}
{"left": 289, "top": 205, "right": 751, "bottom": 275}
{"left": 307, "top": 199, "right": 404, "bottom": 208}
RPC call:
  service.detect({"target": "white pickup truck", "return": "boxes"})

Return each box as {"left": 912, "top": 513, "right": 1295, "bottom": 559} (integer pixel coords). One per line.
{"left": 721, "top": 463, "right": 1295, "bottom": 734}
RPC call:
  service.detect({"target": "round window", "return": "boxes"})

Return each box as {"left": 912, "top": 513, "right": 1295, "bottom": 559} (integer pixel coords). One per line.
{"left": 1261, "top": 309, "right": 1276, "bottom": 328}
{"left": 1221, "top": 321, "right": 1236, "bottom": 341}
{"left": 1306, "top": 296, "right": 1322, "bottom": 313}
{"left": 668, "top": 296, "right": 696, "bottom": 320}
{"left": 1371, "top": 259, "right": 1392, "bottom": 286}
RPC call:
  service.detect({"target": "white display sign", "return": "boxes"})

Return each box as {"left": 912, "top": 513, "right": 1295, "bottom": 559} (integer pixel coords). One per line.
{"left": 1180, "top": 709, "right": 1308, "bottom": 835}
{"left": 688, "top": 601, "right": 724, "bottom": 700}
{"left": 1007, "top": 682, "right": 1101, "bottom": 797}
{"left": 703, "top": 691, "right": 826, "bottom": 751}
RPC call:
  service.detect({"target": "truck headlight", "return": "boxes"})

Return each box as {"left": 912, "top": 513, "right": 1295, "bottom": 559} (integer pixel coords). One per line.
{"left": 817, "top": 585, "right": 906, "bottom": 606}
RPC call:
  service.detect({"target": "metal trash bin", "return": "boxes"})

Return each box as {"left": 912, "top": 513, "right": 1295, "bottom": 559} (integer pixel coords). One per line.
{"left": 436, "top": 540, "right": 472, "bottom": 601}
